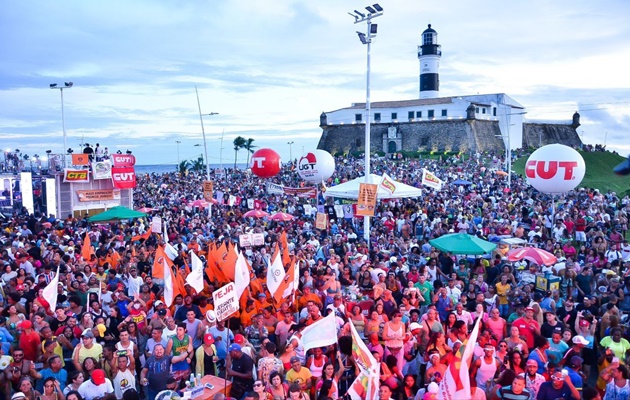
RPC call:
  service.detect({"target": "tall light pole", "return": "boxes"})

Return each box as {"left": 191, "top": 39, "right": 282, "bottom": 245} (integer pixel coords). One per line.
{"left": 287, "top": 141, "right": 294, "bottom": 161}
{"left": 194, "top": 85, "right": 218, "bottom": 180}
{"left": 349, "top": 3, "right": 383, "bottom": 247}
{"left": 50, "top": 82, "right": 73, "bottom": 165}
{"left": 175, "top": 141, "right": 181, "bottom": 166}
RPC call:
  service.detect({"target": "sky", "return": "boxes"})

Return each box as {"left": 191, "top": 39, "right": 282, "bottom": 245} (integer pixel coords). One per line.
{"left": 1, "top": 0, "right": 630, "bottom": 167}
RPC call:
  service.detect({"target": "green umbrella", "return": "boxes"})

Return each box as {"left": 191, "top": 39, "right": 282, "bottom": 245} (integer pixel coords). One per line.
{"left": 429, "top": 233, "right": 496, "bottom": 255}
{"left": 88, "top": 206, "right": 146, "bottom": 222}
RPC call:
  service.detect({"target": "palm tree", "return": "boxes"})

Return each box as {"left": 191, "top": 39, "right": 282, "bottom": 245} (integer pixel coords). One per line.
{"left": 244, "top": 138, "right": 257, "bottom": 167}
{"left": 233, "top": 136, "right": 247, "bottom": 169}
{"left": 191, "top": 155, "right": 204, "bottom": 172}
{"left": 177, "top": 160, "right": 190, "bottom": 175}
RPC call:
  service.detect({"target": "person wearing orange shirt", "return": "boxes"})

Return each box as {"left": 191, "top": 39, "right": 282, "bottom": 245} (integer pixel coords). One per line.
{"left": 254, "top": 293, "right": 272, "bottom": 313}
{"left": 297, "top": 286, "right": 322, "bottom": 311}
{"left": 240, "top": 299, "right": 258, "bottom": 328}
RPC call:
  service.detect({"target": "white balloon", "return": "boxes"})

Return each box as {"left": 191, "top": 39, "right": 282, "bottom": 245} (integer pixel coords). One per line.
{"left": 297, "top": 150, "right": 336, "bottom": 182}
{"left": 525, "top": 144, "right": 585, "bottom": 193}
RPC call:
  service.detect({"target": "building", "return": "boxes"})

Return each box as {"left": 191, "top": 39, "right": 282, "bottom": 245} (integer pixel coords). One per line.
{"left": 317, "top": 24, "right": 582, "bottom": 155}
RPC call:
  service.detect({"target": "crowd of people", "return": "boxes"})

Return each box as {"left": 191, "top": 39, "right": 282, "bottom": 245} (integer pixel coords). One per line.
{"left": 1, "top": 150, "right": 630, "bottom": 400}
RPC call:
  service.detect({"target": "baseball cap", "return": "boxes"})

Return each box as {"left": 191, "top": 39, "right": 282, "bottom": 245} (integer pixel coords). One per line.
{"left": 11, "top": 393, "right": 26, "bottom": 400}
{"left": 234, "top": 334, "right": 245, "bottom": 344}
{"left": 290, "top": 356, "right": 301, "bottom": 364}
{"left": 92, "top": 369, "right": 106, "bottom": 385}
{"left": 18, "top": 320, "right": 32, "bottom": 330}
{"left": 572, "top": 335, "right": 589, "bottom": 345}
{"left": 205, "top": 310, "right": 216, "bottom": 323}
{"left": 409, "top": 322, "right": 422, "bottom": 332}
{"left": 82, "top": 328, "right": 95, "bottom": 338}
{"left": 154, "top": 300, "right": 164, "bottom": 307}
{"left": 16, "top": 284, "right": 24, "bottom": 291}
{"left": 579, "top": 319, "right": 590, "bottom": 327}
{"left": 524, "top": 307, "right": 535, "bottom": 312}
{"left": 228, "top": 343, "right": 241, "bottom": 352}
{"left": 257, "top": 293, "right": 267, "bottom": 298}
{"left": 569, "top": 356, "right": 583, "bottom": 368}
{"left": 203, "top": 334, "right": 215, "bottom": 345}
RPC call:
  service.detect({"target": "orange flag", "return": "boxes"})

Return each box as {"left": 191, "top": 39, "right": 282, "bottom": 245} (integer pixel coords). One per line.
{"left": 207, "top": 242, "right": 228, "bottom": 283}
{"left": 152, "top": 245, "right": 173, "bottom": 279}
{"left": 81, "top": 233, "right": 95, "bottom": 261}
{"left": 221, "top": 242, "right": 238, "bottom": 282}
{"left": 274, "top": 260, "right": 296, "bottom": 304}
{"left": 280, "top": 231, "right": 291, "bottom": 266}
{"left": 175, "top": 267, "right": 188, "bottom": 297}
{"left": 131, "top": 228, "right": 152, "bottom": 242}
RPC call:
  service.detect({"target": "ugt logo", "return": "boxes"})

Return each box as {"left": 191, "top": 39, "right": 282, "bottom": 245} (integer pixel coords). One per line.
{"left": 298, "top": 153, "right": 317, "bottom": 171}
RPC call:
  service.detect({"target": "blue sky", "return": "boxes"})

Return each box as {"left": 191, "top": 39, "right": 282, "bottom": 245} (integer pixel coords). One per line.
{"left": 1, "top": 0, "right": 629, "bottom": 166}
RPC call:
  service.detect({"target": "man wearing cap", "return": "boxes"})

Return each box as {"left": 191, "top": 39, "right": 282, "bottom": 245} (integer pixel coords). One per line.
{"left": 73, "top": 329, "right": 103, "bottom": 371}
{"left": 286, "top": 356, "right": 312, "bottom": 397}
{"left": 17, "top": 320, "right": 40, "bottom": 362}
{"left": 560, "top": 336, "right": 588, "bottom": 368}
{"left": 226, "top": 343, "right": 254, "bottom": 399}
{"left": 522, "top": 359, "right": 545, "bottom": 400}
{"left": 535, "top": 368, "right": 580, "bottom": 400}
{"left": 563, "top": 356, "right": 583, "bottom": 393}
{"left": 78, "top": 369, "right": 114, "bottom": 400}
{"left": 512, "top": 307, "right": 541, "bottom": 352}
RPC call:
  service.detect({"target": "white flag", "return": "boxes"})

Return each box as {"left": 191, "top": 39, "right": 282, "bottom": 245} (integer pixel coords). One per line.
{"left": 282, "top": 261, "right": 299, "bottom": 299}
{"left": 438, "top": 314, "right": 482, "bottom": 400}
{"left": 301, "top": 312, "right": 339, "bottom": 352}
{"left": 163, "top": 258, "right": 175, "bottom": 307}
{"left": 163, "top": 221, "right": 169, "bottom": 243}
{"left": 234, "top": 249, "right": 251, "bottom": 298}
{"left": 186, "top": 251, "right": 205, "bottom": 294}
{"left": 266, "top": 248, "right": 285, "bottom": 297}
{"left": 422, "top": 169, "right": 444, "bottom": 190}
{"left": 165, "top": 242, "right": 178, "bottom": 260}
{"left": 41, "top": 267, "right": 60, "bottom": 313}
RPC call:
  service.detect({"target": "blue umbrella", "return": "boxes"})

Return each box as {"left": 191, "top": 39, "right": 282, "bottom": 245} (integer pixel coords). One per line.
{"left": 451, "top": 179, "right": 472, "bottom": 185}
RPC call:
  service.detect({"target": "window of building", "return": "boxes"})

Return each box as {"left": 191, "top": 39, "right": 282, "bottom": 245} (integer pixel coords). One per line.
{"left": 355, "top": 113, "right": 362, "bottom": 122}
{"left": 408, "top": 111, "right": 414, "bottom": 120}
{"left": 391, "top": 112, "right": 398, "bottom": 120}
{"left": 423, "top": 32, "right": 433, "bottom": 45}
{"left": 482, "top": 108, "right": 486, "bottom": 114}
{"left": 416, "top": 111, "right": 422, "bottom": 118}
{"left": 428, "top": 110, "right": 434, "bottom": 118}
{"left": 374, "top": 112, "right": 381, "bottom": 121}
{"left": 493, "top": 107, "right": 497, "bottom": 116}
{"left": 475, "top": 107, "right": 479, "bottom": 113}
{"left": 441, "top": 109, "right": 447, "bottom": 117}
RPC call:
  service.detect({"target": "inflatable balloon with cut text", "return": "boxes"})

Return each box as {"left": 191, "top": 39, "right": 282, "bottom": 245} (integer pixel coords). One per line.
{"left": 525, "top": 144, "right": 585, "bottom": 193}
{"left": 250, "top": 148, "right": 282, "bottom": 178}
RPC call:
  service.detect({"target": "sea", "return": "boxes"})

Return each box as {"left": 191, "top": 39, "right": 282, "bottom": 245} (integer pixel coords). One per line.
{"left": 135, "top": 163, "right": 249, "bottom": 175}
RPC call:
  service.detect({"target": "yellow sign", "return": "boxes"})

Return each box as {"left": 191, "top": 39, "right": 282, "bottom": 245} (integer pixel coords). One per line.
{"left": 356, "top": 183, "right": 377, "bottom": 216}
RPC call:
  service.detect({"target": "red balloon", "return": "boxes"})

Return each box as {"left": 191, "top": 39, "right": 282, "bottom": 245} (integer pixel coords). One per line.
{"left": 250, "top": 148, "right": 281, "bottom": 178}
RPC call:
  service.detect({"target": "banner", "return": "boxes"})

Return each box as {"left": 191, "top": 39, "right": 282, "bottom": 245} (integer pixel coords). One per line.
{"left": 266, "top": 183, "right": 316, "bottom": 198}
{"left": 356, "top": 183, "right": 377, "bottom": 216}
{"left": 111, "top": 154, "right": 136, "bottom": 167}
{"left": 63, "top": 169, "right": 89, "bottom": 183}
{"left": 111, "top": 166, "right": 136, "bottom": 189}
{"left": 315, "top": 212, "right": 328, "bottom": 230}
{"left": 438, "top": 315, "right": 482, "bottom": 400}
{"left": 203, "top": 181, "right": 213, "bottom": 201}
{"left": 380, "top": 173, "right": 397, "bottom": 195}
{"left": 151, "top": 216, "right": 162, "bottom": 233}
{"left": 71, "top": 154, "right": 89, "bottom": 166}
{"left": 186, "top": 251, "right": 205, "bottom": 294}
{"left": 422, "top": 169, "right": 444, "bottom": 190}
{"left": 266, "top": 183, "right": 284, "bottom": 195}
{"left": 212, "top": 283, "right": 238, "bottom": 321}
{"left": 76, "top": 189, "right": 120, "bottom": 202}
{"left": 92, "top": 160, "right": 112, "bottom": 180}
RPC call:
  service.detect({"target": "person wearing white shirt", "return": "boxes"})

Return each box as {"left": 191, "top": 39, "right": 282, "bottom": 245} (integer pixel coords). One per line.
{"left": 454, "top": 303, "right": 474, "bottom": 327}
{"left": 124, "top": 268, "right": 144, "bottom": 297}
{"left": 78, "top": 369, "right": 114, "bottom": 400}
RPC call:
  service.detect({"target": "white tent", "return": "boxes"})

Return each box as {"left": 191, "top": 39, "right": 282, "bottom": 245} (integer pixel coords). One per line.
{"left": 323, "top": 173, "right": 423, "bottom": 199}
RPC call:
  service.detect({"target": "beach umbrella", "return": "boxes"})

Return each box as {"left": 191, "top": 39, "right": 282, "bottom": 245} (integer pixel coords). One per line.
{"left": 243, "top": 210, "right": 269, "bottom": 218}
{"left": 429, "top": 233, "right": 496, "bottom": 255}
{"left": 495, "top": 170, "right": 508, "bottom": 176}
{"left": 270, "top": 212, "right": 294, "bottom": 222}
{"left": 88, "top": 206, "right": 146, "bottom": 222}
{"left": 451, "top": 179, "right": 472, "bottom": 185}
{"left": 507, "top": 247, "right": 557, "bottom": 266}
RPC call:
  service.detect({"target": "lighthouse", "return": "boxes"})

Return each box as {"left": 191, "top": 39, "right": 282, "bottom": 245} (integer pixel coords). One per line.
{"left": 418, "top": 24, "right": 441, "bottom": 99}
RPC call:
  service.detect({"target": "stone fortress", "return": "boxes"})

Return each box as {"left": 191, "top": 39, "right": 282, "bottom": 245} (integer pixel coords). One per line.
{"left": 317, "top": 24, "right": 582, "bottom": 156}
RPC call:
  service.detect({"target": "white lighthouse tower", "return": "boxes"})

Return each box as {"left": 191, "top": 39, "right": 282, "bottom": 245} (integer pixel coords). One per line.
{"left": 418, "top": 24, "right": 441, "bottom": 99}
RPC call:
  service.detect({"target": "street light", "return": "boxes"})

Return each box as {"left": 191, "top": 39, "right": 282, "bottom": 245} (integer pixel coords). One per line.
{"left": 287, "top": 141, "right": 295, "bottom": 161}
{"left": 194, "top": 85, "right": 219, "bottom": 180}
{"left": 50, "top": 82, "right": 73, "bottom": 166}
{"left": 349, "top": 3, "right": 383, "bottom": 247}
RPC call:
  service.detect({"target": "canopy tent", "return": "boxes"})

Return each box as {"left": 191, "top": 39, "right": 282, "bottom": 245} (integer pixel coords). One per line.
{"left": 429, "top": 233, "right": 497, "bottom": 255}
{"left": 450, "top": 179, "right": 473, "bottom": 185}
{"left": 88, "top": 206, "right": 147, "bottom": 222}
{"left": 323, "top": 174, "right": 423, "bottom": 199}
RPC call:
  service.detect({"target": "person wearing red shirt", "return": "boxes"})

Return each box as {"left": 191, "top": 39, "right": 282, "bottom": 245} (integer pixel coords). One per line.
{"left": 512, "top": 307, "right": 541, "bottom": 352}
{"left": 18, "top": 320, "right": 41, "bottom": 362}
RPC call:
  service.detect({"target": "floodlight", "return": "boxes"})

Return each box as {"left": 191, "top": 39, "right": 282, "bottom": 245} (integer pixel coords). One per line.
{"left": 65, "top": 82, "right": 73, "bottom": 88}
{"left": 373, "top": 4, "right": 383, "bottom": 11}
{"left": 50, "top": 83, "right": 57, "bottom": 88}
{"left": 371, "top": 24, "right": 378, "bottom": 34}
{"left": 365, "top": 6, "right": 376, "bottom": 13}
{"left": 357, "top": 32, "right": 367, "bottom": 44}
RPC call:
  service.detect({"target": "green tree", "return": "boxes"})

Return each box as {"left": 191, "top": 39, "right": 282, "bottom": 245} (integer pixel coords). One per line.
{"left": 177, "top": 160, "right": 190, "bottom": 175}
{"left": 191, "top": 154, "right": 204, "bottom": 172}
{"left": 244, "top": 138, "right": 257, "bottom": 167}
{"left": 233, "top": 136, "right": 247, "bottom": 169}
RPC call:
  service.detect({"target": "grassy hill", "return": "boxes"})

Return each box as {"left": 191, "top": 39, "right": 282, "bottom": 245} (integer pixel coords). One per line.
{"left": 512, "top": 150, "right": 630, "bottom": 196}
